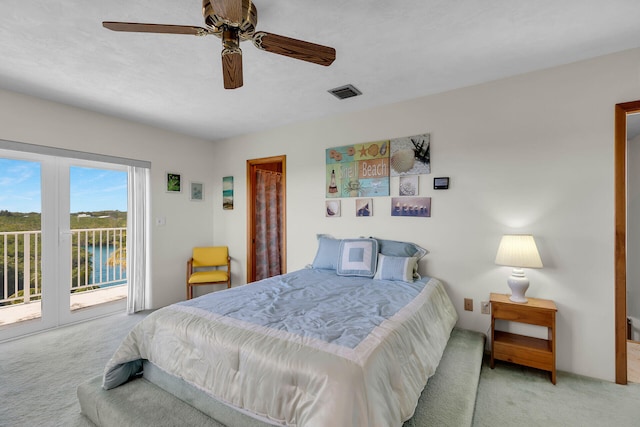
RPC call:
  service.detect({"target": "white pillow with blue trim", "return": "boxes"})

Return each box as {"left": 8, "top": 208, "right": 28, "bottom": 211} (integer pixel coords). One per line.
{"left": 374, "top": 254, "right": 417, "bottom": 282}
{"left": 336, "top": 238, "right": 379, "bottom": 277}
{"left": 371, "top": 237, "right": 427, "bottom": 279}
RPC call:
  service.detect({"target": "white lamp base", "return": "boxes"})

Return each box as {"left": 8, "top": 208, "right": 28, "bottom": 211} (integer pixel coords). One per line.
{"left": 507, "top": 268, "right": 529, "bottom": 303}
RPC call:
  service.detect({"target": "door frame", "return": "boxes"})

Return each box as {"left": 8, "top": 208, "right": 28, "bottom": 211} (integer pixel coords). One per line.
{"left": 614, "top": 100, "right": 640, "bottom": 384}
{"left": 246, "top": 155, "right": 287, "bottom": 283}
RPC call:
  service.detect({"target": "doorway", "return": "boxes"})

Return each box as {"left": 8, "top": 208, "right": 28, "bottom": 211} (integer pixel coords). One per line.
{"left": 246, "top": 155, "right": 286, "bottom": 283}
{"left": 0, "top": 149, "right": 128, "bottom": 342}
{"left": 614, "top": 100, "right": 640, "bottom": 384}
{"left": 628, "top": 111, "right": 640, "bottom": 382}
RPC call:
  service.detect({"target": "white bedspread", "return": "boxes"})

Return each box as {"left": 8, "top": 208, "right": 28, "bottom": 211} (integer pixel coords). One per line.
{"left": 103, "top": 269, "right": 458, "bottom": 427}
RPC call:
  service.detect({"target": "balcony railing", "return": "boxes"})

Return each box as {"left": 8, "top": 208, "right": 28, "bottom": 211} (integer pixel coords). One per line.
{"left": 0, "top": 227, "right": 127, "bottom": 306}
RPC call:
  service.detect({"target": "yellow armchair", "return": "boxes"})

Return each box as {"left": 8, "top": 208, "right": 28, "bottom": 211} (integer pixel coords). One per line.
{"left": 186, "top": 246, "right": 231, "bottom": 299}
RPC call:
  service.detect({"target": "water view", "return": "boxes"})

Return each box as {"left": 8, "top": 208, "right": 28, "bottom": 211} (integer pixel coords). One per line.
{"left": 87, "top": 245, "right": 127, "bottom": 287}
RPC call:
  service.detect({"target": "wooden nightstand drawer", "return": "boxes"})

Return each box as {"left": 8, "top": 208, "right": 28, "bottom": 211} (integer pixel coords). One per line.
{"left": 492, "top": 299, "right": 555, "bottom": 327}
{"left": 493, "top": 331, "right": 553, "bottom": 371}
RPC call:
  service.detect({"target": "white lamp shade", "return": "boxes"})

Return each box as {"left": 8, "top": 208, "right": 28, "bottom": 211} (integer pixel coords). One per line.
{"left": 495, "top": 235, "right": 543, "bottom": 268}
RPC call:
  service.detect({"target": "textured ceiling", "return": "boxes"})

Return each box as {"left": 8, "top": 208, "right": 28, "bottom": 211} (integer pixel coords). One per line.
{"left": 2, "top": 0, "right": 640, "bottom": 141}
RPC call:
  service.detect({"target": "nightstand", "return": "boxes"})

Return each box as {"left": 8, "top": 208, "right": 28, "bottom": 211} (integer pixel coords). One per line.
{"left": 490, "top": 292, "right": 557, "bottom": 384}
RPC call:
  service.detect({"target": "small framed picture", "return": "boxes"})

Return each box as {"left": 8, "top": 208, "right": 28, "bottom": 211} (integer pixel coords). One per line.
{"left": 326, "top": 200, "right": 341, "bottom": 217}
{"left": 356, "top": 198, "right": 372, "bottom": 217}
{"left": 391, "top": 197, "right": 431, "bottom": 217}
{"left": 399, "top": 175, "right": 419, "bottom": 196}
{"left": 166, "top": 172, "right": 181, "bottom": 193}
{"left": 223, "top": 176, "right": 234, "bottom": 210}
{"left": 190, "top": 182, "right": 204, "bottom": 201}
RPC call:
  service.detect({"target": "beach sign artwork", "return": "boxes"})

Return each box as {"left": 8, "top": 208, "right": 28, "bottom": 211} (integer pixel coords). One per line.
{"left": 390, "top": 133, "right": 430, "bottom": 176}
{"left": 326, "top": 141, "right": 390, "bottom": 198}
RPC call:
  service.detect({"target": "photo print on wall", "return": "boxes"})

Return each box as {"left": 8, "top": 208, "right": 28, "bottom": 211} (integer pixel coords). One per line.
{"left": 399, "top": 175, "right": 419, "bottom": 196}
{"left": 391, "top": 197, "right": 431, "bottom": 217}
{"left": 390, "top": 133, "right": 430, "bottom": 176}
{"left": 326, "top": 200, "right": 341, "bottom": 217}
{"left": 223, "top": 176, "right": 234, "bottom": 210}
{"left": 166, "top": 172, "right": 181, "bottom": 193}
{"left": 190, "top": 182, "right": 204, "bottom": 201}
{"left": 356, "top": 198, "right": 373, "bottom": 217}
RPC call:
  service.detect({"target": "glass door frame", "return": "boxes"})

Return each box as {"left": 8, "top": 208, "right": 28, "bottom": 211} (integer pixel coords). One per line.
{"left": 58, "top": 157, "right": 128, "bottom": 326}
{"left": 0, "top": 150, "right": 127, "bottom": 342}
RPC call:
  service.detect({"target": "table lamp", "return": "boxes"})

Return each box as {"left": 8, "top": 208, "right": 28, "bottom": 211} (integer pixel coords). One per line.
{"left": 494, "top": 234, "right": 543, "bottom": 303}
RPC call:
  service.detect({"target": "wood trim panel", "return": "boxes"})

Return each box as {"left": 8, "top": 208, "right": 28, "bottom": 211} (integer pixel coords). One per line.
{"left": 614, "top": 100, "right": 640, "bottom": 384}
{"left": 246, "top": 155, "right": 287, "bottom": 284}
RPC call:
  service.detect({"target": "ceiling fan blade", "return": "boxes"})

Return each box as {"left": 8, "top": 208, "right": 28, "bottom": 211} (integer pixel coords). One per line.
{"left": 252, "top": 32, "right": 336, "bottom": 66}
{"left": 209, "top": 0, "right": 243, "bottom": 24}
{"left": 102, "top": 22, "right": 209, "bottom": 36}
{"left": 220, "top": 28, "right": 243, "bottom": 89}
{"left": 222, "top": 50, "right": 243, "bottom": 89}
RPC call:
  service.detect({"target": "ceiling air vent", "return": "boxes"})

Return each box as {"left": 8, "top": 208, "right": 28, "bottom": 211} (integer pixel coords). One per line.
{"left": 328, "top": 84, "right": 362, "bottom": 100}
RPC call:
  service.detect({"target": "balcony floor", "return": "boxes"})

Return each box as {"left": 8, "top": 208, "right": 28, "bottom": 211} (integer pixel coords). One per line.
{"left": 0, "top": 285, "right": 127, "bottom": 326}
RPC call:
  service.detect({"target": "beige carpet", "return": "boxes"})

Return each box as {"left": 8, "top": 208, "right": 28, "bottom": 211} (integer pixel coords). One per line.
{"left": 0, "top": 311, "right": 149, "bottom": 427}
{"left": 473, "top": 358, "right": 640, "bottom": 426}
{"left": 3, "top": 311, "right": 640, "bottom": 426}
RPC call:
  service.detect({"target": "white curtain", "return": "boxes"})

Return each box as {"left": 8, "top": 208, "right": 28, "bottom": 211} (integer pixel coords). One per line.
{"left": 126, "top": 166, "right": 150, "bottom": 313}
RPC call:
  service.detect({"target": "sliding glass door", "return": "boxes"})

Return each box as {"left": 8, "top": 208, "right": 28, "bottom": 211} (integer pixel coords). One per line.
{"left": 61, "top": 163, "right": 128, "bottom": 324}
{"left": 67, "top": 165, "right": 128, "bottom": 314}
{"left": 0, "top": 150, "right": 129, "bottom": 340}
{"left": 0, "top": 156, "right": 43, "bottom": 329}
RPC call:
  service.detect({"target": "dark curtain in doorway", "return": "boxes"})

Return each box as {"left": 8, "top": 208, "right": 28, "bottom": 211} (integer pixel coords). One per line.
{"left": 255, "top": 169, "right": 283, "bottom": 280}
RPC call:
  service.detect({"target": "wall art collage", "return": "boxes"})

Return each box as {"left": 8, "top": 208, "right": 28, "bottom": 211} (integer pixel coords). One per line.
{"left": 165, "top": 172, "right": 204, "bottom": 202}
{"left": 325, "top": 133, "right": 443, "bottom": 218}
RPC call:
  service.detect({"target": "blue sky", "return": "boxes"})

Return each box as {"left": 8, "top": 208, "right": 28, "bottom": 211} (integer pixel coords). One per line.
{"left": 0, "top": 159, "right": 127, "bottom": 213}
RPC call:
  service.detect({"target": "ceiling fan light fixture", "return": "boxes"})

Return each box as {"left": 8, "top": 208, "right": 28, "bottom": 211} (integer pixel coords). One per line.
{"left": 328, "top": 84, "right": 362, "bottom": 100}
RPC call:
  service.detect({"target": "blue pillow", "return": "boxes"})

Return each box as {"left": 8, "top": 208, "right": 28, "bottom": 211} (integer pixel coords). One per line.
{"left": 311, "top": 235, "right": 341, "bottom": 270}
{"left": 103, "top": 359, "right": 142, "bottom": 390}
{"left": 374, "top": 254, "right": 417, "bottom": 282}
{"left": 373, "top": 238, "right": 427, "bottom": 259}
{"left": 337, "top": 238, "right": 378, "bottom": 277}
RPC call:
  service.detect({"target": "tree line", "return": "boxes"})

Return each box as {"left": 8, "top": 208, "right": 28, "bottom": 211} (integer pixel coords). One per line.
{"left": 0, "top": 210, "right": 126, "bottom": 231}
{"left": 0, "top": 211, "right": 127, "bottom": 304}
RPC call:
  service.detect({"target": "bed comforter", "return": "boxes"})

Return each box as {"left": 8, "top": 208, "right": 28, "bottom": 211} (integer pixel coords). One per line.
{"left": 103, "top": 268, "right": 458, "bottom": 427}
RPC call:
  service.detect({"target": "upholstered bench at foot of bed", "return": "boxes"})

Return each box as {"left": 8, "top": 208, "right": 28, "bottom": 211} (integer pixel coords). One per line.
{"left": 77, "top": 376, "right": 225, "bottom": 427}
{"left": 77, "top": 328, "right": 486, "bottom": 427}
{"left": 403, "top": 328, "right": 486, "bottom": 427}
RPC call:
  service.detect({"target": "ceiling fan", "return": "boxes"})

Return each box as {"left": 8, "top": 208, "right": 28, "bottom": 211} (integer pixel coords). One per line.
{"left": 102, "top": 0, "right": 336, "bottom": 90}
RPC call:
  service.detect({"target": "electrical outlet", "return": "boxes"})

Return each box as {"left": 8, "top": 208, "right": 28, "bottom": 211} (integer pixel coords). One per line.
{"left": 481, "top": 301, "right": 490, "bottom": 314}
{"left": 464, "top": 298, "right": 473, "bottom": 311}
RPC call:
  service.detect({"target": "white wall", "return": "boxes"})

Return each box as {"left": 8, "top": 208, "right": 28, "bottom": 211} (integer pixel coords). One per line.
{"left": 210, "top": 48, "right": 640, "bottom": 381}
{"left": 0, "top": 89, "right": 218, "bottom": 308}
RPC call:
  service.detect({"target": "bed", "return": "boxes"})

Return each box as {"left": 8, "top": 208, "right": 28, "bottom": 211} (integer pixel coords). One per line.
{"left": 102, "top": 237, "right": 458, "bottom": 427}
